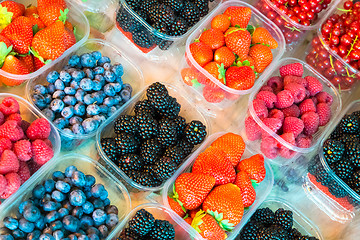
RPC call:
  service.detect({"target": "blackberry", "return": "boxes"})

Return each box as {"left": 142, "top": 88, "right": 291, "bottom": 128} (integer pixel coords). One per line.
{"left": 116, "top": 10, "right": 136, "bottom": 32}
{"left": 153, "top": 157, "right": 177, "bottom": 182}
{"left": 115, "top": 132, "right": 139, "bottom": 154}
{"left": 140, "top": 139, "right": 163, "bottom": 164}
{"left": 339, "top": 134, "right": 359, "bottom": 145}
{"left": 152, "top": 21, "right": 168, "bottom": 35}
{"left": 180, "top": 2, "right": 200, "bottom": 27}
{"left": 194, "top": 0, "right": 209, "bottom": 17}
{"left": 114, "top": 115, "right": 138, "bottom": 135}
{"left": 101, "top": 138, "right": 118, "bottom": 162}
{"left": 143, "top": 164, "right": 156, "bottom": 179}
{"left": 147, "top": 219, "right": 175, "bottom": 240}
{"left": 156, "top": 97, "right": 181, "bottom": 119}
{"left": 146, "top": 82, "right": 171, "bottom": 111}
{"left": 125, "top": 0, "right": 140, "bottom": 9}
{"left": 184, "top": 120, "right": 207, "bottom": 145}
{"left": 128, "top": 209, "right": 155, "bottom": 236}
{"left": 274, "top": 208, "right": 293, "bottom": 230}
{"left": 352, "top": 171, "right": 360, "bottom": 189}
{"left": 118, "top": 154, "right": 142, "bottom": 173}
{"left": 328, "top": 182, "right": 347, "bottom": 198}
{"left": 136, "top": 112, "right": 159, "bottom": 140}
{"left": 333, "top": 160, "right": 354, "bottom": 181}
{"left": 329, "top": 124, "right": 342, "bottom": 139}
{"left": 168, "top": 17, "right": 188, "bottom": 36}
{"left": 322, "top": 139, "right": 345, "bottom": 164}
{"left": 162, "top": 0, "right": 184, "bottom": 12}
{"left": 139, "top": 0, "right": 158, "bottom": 13}
{"left": 164, "top": 145, "right": 184, "bottom": 166}
{"left": 157, "top": 118, "right": 177, "bottom": 147}
{"left": 134, "top": 100, "right": 156, "bottom": 117}
{"left": 177, "top": 139, "right": 194, "bottom": 156}
{"left": 353, "top": 110, "right": 360, "bottom": 119}
{"left": 134, "top": 9, "right": 148, "bottom": 21}
{"left": 129, "top": 171, "right": 160, "bottom": 187}
{"left": 158, "top": 40, "right": 174, "bottom": 51}
{"left": 288, "top": 228, "right": 302, "bottom": 239}
{"left": 239, "top": 221, "right": 264, "bottom": 240}
{"left": 251, "top": 207, "right": 275, "bottom": 227}
{"left": 172, "top": 116, "right": 186, "bottom": 137}
{"left": 340, "top": 114, "right": 359, "bottom": 134}
{"left": 256, "top": 227, "right": 281, "bottom": 240}
{"left": 271, "top": 225, "right": 289, "bottom": 239}
{"left": 132, "top": 29, "right": 154, "bottom": 49}
{"left": 346, "top": 141, "right": 360, "bottom": 168}
{"left": 149, "top": 4, "right": 175, "bottom": 27}
{"left": 118, "top": 227, "right": 143, "bottom": 240}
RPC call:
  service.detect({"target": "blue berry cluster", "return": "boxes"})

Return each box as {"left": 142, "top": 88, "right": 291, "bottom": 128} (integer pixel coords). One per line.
{"left": 0, "top": 166, "right": 119, "bottom": 240}
{"left": 31, "top": 51, "right": 133, "bottom": 135}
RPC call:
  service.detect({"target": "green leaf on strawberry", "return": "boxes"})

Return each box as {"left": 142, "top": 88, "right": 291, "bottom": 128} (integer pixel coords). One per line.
{"left": 32, "top": 24, "right": 40, "bottom": 35}
{"left": 30, "top": 47, "right": 51, "bottom": 64}
{"left": 246, "top": 25, "right": 255, "bottom": 35}
{"left": 59, "top": 8, "right": 69, "bottom": 24}
{"left": 191, "top": 210, "right": 206, "bottom": 233}
{"left": 171, "top": 184, "right": 187, "bottom": 214}
{"left": 191, "top": 78, "right": 201, "bottom": 88}
{"left": 207, "top": 210, "right": 235, "bottom": 231}
{"left": 217, "top": 63, "right": 226, "bottom": 84}
{"left": 0, "top": 6, "right": 13, "bottom": 29}
{"left": 0, "top": 42, "right": 12, "bottom": 68}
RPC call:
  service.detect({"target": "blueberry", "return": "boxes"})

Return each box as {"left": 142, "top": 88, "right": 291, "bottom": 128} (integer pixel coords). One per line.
{"left": 58, "top": 208, "right": 69, "bottom": 218}
{"left": 64, "top": 87, "right": 76, "bottom": 95}
{"left": 81, "top": 118, "right": 98, "bottom": 134}
{"left": 106, "top": 205, "right": 118, "bottom": 215}
{"left": 66, "top": 68, "right": 77, "bottom": 74}
{"left": 74, "top": 103, "right": 86, "bottom": 116}
{"left": 92, "top": 209, "right": 107, "bottom": 225}
{"left": 63, "top": 96, "right": 77, "bottom": 106}
{"left": 98, "top": 225, "right": 108, "bottom": 238}
{"left": 3, "top": 217, "right": 19, "bottom": 230}
{"left": 42, "top": 227, "right": 52, "bottom": 235}
{"left": 18, "top": 218, "right": 34, "bottom": 233}
{"left": 103, "top": 84, "right": 115, "bottom": 97}
{"left": 92, "top": 81, "right": 102, "bottom": 91}
{"left": 113, "top": 95, "right": 122, "bottom": 105}
{"left": 44, "top": 94, "right": 52, "bottom": 104}
{"left": 72, "top": 171, "right": 86, "bottom": 187}
{"left": 52, "top": 90, "right": 65, "bottom": 100}
{"left": 32, "top": 94, "right": 47, "bottom": 110}
{"left": 61, "top": 106, "right": 74, "bottom": 119}
{"left": 35, "top": 216, "right": 45, "bottom": 230}
{"left": 97, "top": 56, "right": 110, "bottom": 66}
{"left": 75, "top": 89, "right": 85, "bottom": 103}
{"left": 0, "top": 234, "right": 14, "bottom": 240}
{"left": 45, "top": 211, "right": 59, "bottom": 223}
{"left": 115, "top": 76, "right": 123, "bottom": 84}
{"left": 104, "top": 71, "right": 116, "bottom": 83}
{"left": 87, "top": 234, "right": 99, "bottom": 240}
{"left": 52, "top": 171, "right": 65, "bottom": 181}
{"left": 92, "top": 115, "right": 106, "bottom": 124}
{"left": 78, "top": 235, "right": 89, "bottom": 240}
{"left": 103, "top": 97, "right": 115, "bottom": 107}
{"left": 42, "top": 108, "right": 55, "bottom": 121}
{"left": 120, "top": 89, "right": 131, "bottom": 102}
{"left": 86, "top": 104, "right": 100, "bottom": 116}
{"left": 69, "top": 55, "right": 80, "bottom": 67}
{"left": 47, "top": 71, "right": 60, "bottom": 83}
{"left": 84, "top": 190, "right": 92, "bottom": 199}
{"left": 82, "top": 202, "right": 94, "bottom": 215}
{"left": 108, "top": 106, "right": 117, "bottom": 117}
{"left": 84, "top": 68, "right": 94, "bottom": 80}
{"left": 23, "top": 206, "right": 41, "bottom": 222}
{"left": 49, "top": 220, "right": 62, "bottom": 232}
{"left": 93, "top": 67, "right": 104, "bottom": 75}
{"left": 80, "top": 78, "right": 94, "bottom": 92}
{"left": 63, "top": 202, "right": 73, "bottom": 213}
{"left": 47, "top": 84, "right": 56, "bottom": 94}
{"left": 39, "top": 233, "right": 55, "bottom": 240}
{"left": 34, "top": 84, "right": 48, "bottom": 95}
{"left": 27, "top": 230, "right": 41, "bottom": 240}
{"left": 65, "top": 166, "right": 77, "bottom": 177}
{"left": 105, "top": 214, "right": 118, "bottom": 228}
{"left": 68, "top": 235, "right": 78, "bottom": 240}
{"left": 33, "top": 185, "right": 46, "bottom": 199}
{"left": 91, "top": 92, "right": 104, "bottom": 103}
{"left": 86, "top": 227, "right": 99, "bottom": 236}
{"left": 92, "top": 199, "right": 104, "bottom": 209}
{"left": 70, "top": 80, "right": 80, "bottom": 90}
{"left": 98, "top": 105, "right": 108, "bottom": 114}
{"left": 103, "top": 198, "right": 110, "bottom": 206}
{"left": 69, "top": 189, "right": 86, "bottom": 206}
{"left": 12, "top": 229, "right": 25, "bottom": 239}
{"left": 55, "top": 181, "right": 71, "bottom": 193}
{"left": 71, "top": 123, "right": 84, "bottom": 135}
{"left": 72, "top": 206, "right": 84, "bottom": 218}
{"left": 81, "top": 54, "right": 96, "bottom": 68}
{"left": 84, "top": 94, "right": 95, "bottom": 105}
{"left": 53, "top": 118, "right": 68, "bottom": 130}
{"left": 50, "top": 99, "right": 65, "bottom": 113}
{"left": 53, "top": 230, "right": 64, "bottom": 240}
{"left": 71, "top": 70, "right": 86, "bottom": 81}
{"left": 63, "top": 177, "right": 73, "bottom": 185}
{"left": 85, "top": 175, "right": 95, "bottom": 188}
{"left": 69, "top": 116, "right": 83, "bottom": 126}
{"left": 51, "top": 190, "right": 66, "bottom": 202}
{"left": 122, "top": 83, "right": 132, "bottom": 94}
{"left": 94, "top": 75, "right": 105, "bottom": 86}
{"left": 62, "top": 215, "right": 80, "bottom": 233}
{"left": 54, "top": 79, "right": 65, "bottom": 91}
{"left": 111, "top": 63, "right": 124, "bottom": 77}
{"left": 91, "top": 51, "right": 102, "bottom": 60}
{"left": 59, "top": 71, "right": 72, "bottom": 83}
{"left": 43, "top": 201, "right": 59, "bottom": 212}
{"left": 110, "top": 83, "right": 122, "bottom": 92}
{"left": 103, "top": 63, "right": 111, "bottom": 71}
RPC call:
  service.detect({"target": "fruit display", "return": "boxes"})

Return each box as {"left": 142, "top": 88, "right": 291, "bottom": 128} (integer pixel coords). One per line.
{"left": 163, "top": 132, "right": 274, "bottom": 239}
{"left": 0, "top": 0, "right": 89, "bottom": 86}
{"left": 305, "top": 1, "right": 360, "bottom": 91}
{"left": 98, "top": 82, "right": 208, "bottom": 190}
{"left": 243, "top": 58, "right": 341, "bottom": 161}
{"left": 180, "top": 1, "right": 285, "bottom": 106}
{"left": 0, "top": 95, "right": 60, "bottom": 200}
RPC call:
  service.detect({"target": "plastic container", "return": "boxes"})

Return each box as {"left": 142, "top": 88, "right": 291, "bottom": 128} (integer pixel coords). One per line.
{"left": 254, "top": 0, "right": 340, "bottom": 50}
{"left": 0, "top": 0, "right": 90, "bottom": 87}
{"left": 0, "top": 153, "right": 132, "bottom": 238}
{"left": 239, "top": 57, "right": 341, "bottom": 165}
{"left": 0, "top": 93, "right": 61, "bottom": 202}
{"left": 26, "top": 38, "right": 145, "bottom": 151}
{"left": 107, "top": 203, "right": 200, "bottom": 240}
{"left": 179, "top": 0, "right": 285, "bottom": 109}
{"left": 96, "top": 82, "right": 211, "bottom": 193}
{"left": 303, "top": 100, "right": 360, "bottom": 223}
{"left": 162, "top": 131, "right": 274, "bottom": 240}
{"left": 114, "top": 0, "right": 222, "bottom": 61}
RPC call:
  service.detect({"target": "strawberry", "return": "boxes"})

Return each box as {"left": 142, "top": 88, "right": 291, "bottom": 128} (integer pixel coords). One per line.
{"left": 236, "top": 154, "right": 266, "bottom": 183}
{"left": 0, "top": 1, "right": 25, "bottom": 21}
{"left": 0, "top": 172, "right": 21, "bottom": 199}
{"left": 0, "top": 35, "right": 12, "bottom": 47}
{"left": 224, "top": 6, "right": 251, "bottom": 28}
{"left": 181, "top": 67, "right": 202, "bottom": 87}
{"left": 224, "top": 28, "right": 251, "bottom": 60}
{"left": 203, "top": 85, "right": 226, "bottom": 103}
{"left": 0, "top": 55, "right": 30, "bottom": 86}
{"left": 24, "top": 6, "right": 46, "bottom": 29}
{"left": 234, "top": 171, "right": 256, "bottom": 208}
{"left": 211, "top": 14, "right": 231, "bottom": 33}
{"left": 0, "top": 174, "right": 7, "bottom": 196}
{"left": 202, "top": 61, "right": 226, "bottom": 86}
{"left": 199, "top": 29, "right": 225, "bottom": 50}
{"left": 189, "top": 208, "right": 201, "bottom": 219}
{"left": 2, "top": 16, "right": 33, "bottom": 54}
{"left": 38, "top": 0, "right": 67, "bottom": 9}
{"left": 210, "top": 133, "right": 245, "bottom": 167}
{"left": 214, "top": 46, "right": 235, "bottom": 68}
{"left": 168, "top": 196, "right": 186, "bottom": 218}
{"left": 174, "top": 172, "right": 216, "bottom": 210}
{"left": 252, "top": 27, "right": 278, "bottom": 49}
{"left": 64, "top": 20, "right": 73, "bottom": 30}
{"left": 190, "top": 42, "right": 213, "bottom": 67}
{"left": 0, "top": 149, "right": 19, "bottom": 175}
{"left": 33, "top": 55, "right": 45, "bottom": 70}
{"left": 64, "top": 28, "right": 76, "bottom": 50}
{"left": 249, "top": 44, "right": 273, "bottom": 73}
{"left": 225, "top": 66, "right": 255, "bottom": 90}
{"left": 192, "top": 146, "right": 236, "bottom": 186}
{"left": 18, "top": 54, "right": 35, "bottom": 73}
{"left": 203, "top": 183, "right": 244, "bottom": 229}
{"left": 191, "top": 210, "right": 227, "bottom": 240}
{"left": 184, "top": 216, "right": 193, "bottom": 225}
{"left": 38, "top": 4, "right": 65, "bottom": 27}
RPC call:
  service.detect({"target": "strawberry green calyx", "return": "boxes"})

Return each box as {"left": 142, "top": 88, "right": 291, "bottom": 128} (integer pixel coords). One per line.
{"left": 191, "top": 210, "right": 206, "bottom": 233}
{"left": 0, "top": 6, "right": 13, "bottom": 29}
{"left": 206, "top": 210, "right": 235, "bottom": 231}
{"left": 0, "top": 42, "right": 12, "bottom": 68}
{"left": 217, "top": 63, "right": 226, "bottom": 84}
{"left": 59, "top": 8, "right": 69, "bottom": 24}
{"left": 246, "top": 25, "right": 255, "bottom": 35}
{"left": 251, "top": 179, "right": 259, "bottom": 187}
{"left": 30, "top": 47, "right": 51, "bottom": 64}
{"left": 172, "top": 184, "right": 187, "bottom": 214}
{"left": 224, "top": 27, "right": 246, "bottom": 37}
{"left": 191, "top": 78, "right": 201, "bottom": 88}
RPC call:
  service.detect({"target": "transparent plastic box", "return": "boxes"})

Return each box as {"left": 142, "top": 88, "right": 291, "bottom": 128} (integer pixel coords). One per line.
{"left": 239, "top": 57, "right": 342, "bottom": 165}
{"left": 0, "top": 153, "right": 132, "bottom": 238}
{"left": 107, "top": 203, "right": 200, "bottom": 240}
{"left": 303, "top": 100, "right": 360, "bottom": 223}
{"left": 26, "top": 38, "right": 145, "bottom": 151}
{"left": 0, "top": 93, "right": 61, "bottom": 202}
{"left": 114, "top": 0, "right": 222, "bottom": 61}
{"left": 162, "top": 132, "right": 274, "bottom": 240}
{"left": 0, "top": 0, "right": 90, "bottom": 87}
{"left": 179, "top": 0, "right": 285, "bottom": 109}
{"left": 96, "top": 82, "right": 211, "bottom": 193}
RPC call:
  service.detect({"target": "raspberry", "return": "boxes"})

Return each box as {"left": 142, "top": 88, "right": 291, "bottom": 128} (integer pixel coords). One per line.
{"left": 0, "top": 120, "right": 24, "bottom": 142}
{"left": 296, "top": 134, "right": 312, "bottom": 148}
{"left": 260, "top": 85, "right": 273, "bottom": 92}
{"left": 14, "top": 140, "right": 32, "bottom": 162}
{"left": 18, "top": 161, "right": 31, "bottom": 184}
{"left": 0, "top": 138, "right": 12, "bottom": 156}
{"left": 284, "top": 75, "right": 308, "bottom": 88}
{"left": 311, "top": 96, "right": 318, "bottom": 106}
{"left": 305, "top": 76, "right": 323, "bottom": 96}
{"left": 279, "top": 63, "right": 303, "bottom": 77}
{"left": 282, "top": 104, "right": 300, "bottom": 118}
{"left": 245, "top": 116, "right": 262, "bottom": 141}
{"left": 0, "top": 97, "right": 20, "bottom": 115}
{"left": 269, "top": 109, "right": 284, "bottom": 122}
{"left": 283, "top": 117, "right": 304, "bottom": 137}
{"left": 317, "top": 103, "right": 331, "bottom": 126}
{"left": 316, "top": 92, "right": 333, "bottom": 105}
{"left": 0, "top": 174, "right": 6, "bottom": 196}
{"left": 43, "top": 139, "right": 53, "bottom": 149}
{"left": 26, "top": 118, "right": 51, "bottom": 140}
{"left": 202, "top": 86, "right": 225, "bottom": 103}
{"left": 256, "top": 91, "right": 277, "bottom": 108}
{"left": 32, "top": 139, "right": 54, "bottom": 165}
{"left": 301, "top": 112, "right": 320, "bottom": 136}
{"left": 0, "top": 172, "right": 21, "bottom": 199}
{"left": 275, "top": 90, "right": 294, "bottom": 109}
{"left": 299, "top": 99, "right": 316, "bottom": 115}
{"left": 279, "top": 147, "right": 297, "bottom": 159}
{"left": 27, "top": 160, "right": 41, "bottom": 175}
{"left": 284, "top": 83, "right": 306, "bottom": 103}
{"left": 261, "top": 118, "right": 282, "bottom": 136}
{"left": 278, "top": 133, "right": 296, "bottom": 159}
{"left": 20, "top": 120, "right": 30, "bottom": 132}
{"left": 6, "top": 113, "right": 22, "bottom": 126}
{"left": 0, "top": 112, "right": 4, "bottom": 125}
{"left": 278, "top": 132, "right": 296, "bottom": 145}
{"left": 253, "top": 99, "right": 268, "bottom": 119}
{"left": 0, "top": 150, "right": 19, "bottom": 175}
{"left": 261, "top": 136, "right": 278, "bottom": 159}
{"left": 267, "top": 76, "right": 284, "bottom": 93}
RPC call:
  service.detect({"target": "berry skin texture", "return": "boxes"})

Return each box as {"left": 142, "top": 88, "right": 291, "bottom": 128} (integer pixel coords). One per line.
{"left": 279, "top": 63, "right": 303, "bottom": 77}
{"left": 14, "top": 140, "right": 33, "bottom": 162}
{"left": 236, "top": 154, "right": 266, "bottom": 183}
{"left": 0, "top": 120, "right": 24, "bottom": 141}
{"left": 225, "top": 65, "right": 255, "bottom": 90}
{"left": 301, "top": 111, "right": 320, "bottom": 136}
{"left": 249, "top": 44, "right": 273, "bottom": 73}
{"left": 0, "top": 149, "right": 19, "bottom": 175}
{"left": 1, "top": 1, "right": 25, "bottom": 20}
{"left": 225, "top": 28, "right": 251, "bottom": 61}
{"left": 0, "top": 137, "right": 12, "bottom": 156}
{"left": 261, "top": 117, "right": 282, "bottom": 137}
{"left": 282, "top": 104, "right": 300, "bottom": 118}
{"left": 296, "top": 134, "right": 312, "bottom": 148}
{"left": 168, "top": 196, "right": 186, "bottom": 218}
{"left": 211, "top": 14, "right": 231, "bottom": 33}
{"left": 0, "top": 172, "right": 21, "bottom": 199}
{"left": 191, "top": 211, "right": 227, "bottom": 240}
{"left": 284, "top": 83, "right": 306, "bottom": 104}
{"left": 267, "top": 76, "right": 284, "bottom": 93}
{"left": 0, "top": 174, "right": 7, "bottom": 196}
{"left": 305, "top": 76, "right": 323, "bottom": 96}
{"left": 199, "top": 28, "right": 225, "bottom": 50}
{"left": 32, "top": 139, "right": 54, "bottom": 165}
{"left": 284, "top": 75, "right": 308, "bottom": 88}
{"left": 299, "top": 99, "right": 316, "bottom": 115}
{"left": 0, "top": 97, "right": 20, "bottom": 115}
{"left": 245, "top": 116, "right": 262, "bottom": 141}
{"left": 275, "top": 90, "right": 294, "bottom": 109}
{"left": 224, "top": 6, "right": 251, "bottom": 28}
{"left": 17, "top": 161, "right": 31, "bottom": 184}
{"left": 253, "top": 99, "right": 268, "bottom": 119}
{"left": 256, "top": 91, "right": 277, "bottom": 109}
{"left": 252, "top": 27, "right": 278, "bottom": 49}
{"left": 283, "top": 117, "right": 304, "bottom": 138}
{"left": 316, "top": 91, "right": 333, "bottom": 105}
{"left": 189, "top": 42, "right": 213, "bottom": 67}
{"left": 317, "top": 103, "right": 331, "bottom": 126}
{"left": 261, "top": 136, "right": 278, "bottom": 159}
{"left": 214, "top": 46, "right": 235, "bottom": 68}
{"left": 234, "top": 171, "right": 256, "bottom": 208}
{"left": 26, "top": 118, "right": 51, "bottom": 140}
{"left": 269, "top": 109, "right": 285, "bottom": 122}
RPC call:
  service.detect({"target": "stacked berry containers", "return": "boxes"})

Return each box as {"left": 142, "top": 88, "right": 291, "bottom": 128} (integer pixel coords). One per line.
{"left": 114, "top": 0, "right": 222, "bottom": 61}
{"left": 254, "top": 0, "right": 340, "bottom": 49}
{"left": 240, "top": 58, "right": 341, "bottom": 164}
{"left": 0, "top": 0, "right": 90, "bottom": 87}
{"left": 26, "top": 39, "right": 144, "bottom": 151}
{"left": 108, "top": 203, "right": 200, "bottom": 239}
{"left": 0, "top": 153, "right": 131, "bottom": 238}
{"left": 96, "top": 83, "right": 210, "bottom": 193}
{"left": 179, "top": 0, "right": 285, "bottom": 109}
{"left": 304, "top": 100, "right": 360, "bottom": 223}
{"left": 162, "top": 132, "right": 274, "bottom": 240}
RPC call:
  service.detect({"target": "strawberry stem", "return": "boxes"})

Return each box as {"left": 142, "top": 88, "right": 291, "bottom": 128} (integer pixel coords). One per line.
{"left": 0, "top": 42, "right": 12, "bottom": 68}
{"left": 217, "top": 63, "right": 226, "bottom": 84}
{"left": 59, "top": 8, "right": 69, "bottom": 24}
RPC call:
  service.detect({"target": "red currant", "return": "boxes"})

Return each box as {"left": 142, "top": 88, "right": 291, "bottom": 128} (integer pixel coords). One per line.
{"left": 306, "top": 11, "right": 315, "bottom": 20}
{"left": 332, "top": 27, "right": 341, "bottom": 36}
{"left": 340, "top": 34, "right": 352, "bottom": 46}
{"left": 350, "top": 50, "right": 360, "bottom": 60}
{"left": 344, "top": 0, "right": 353, "bottom": 10}
{"left": 301, "top": 3, "right": 311, "bottom": 12}
{"left": 354, "top": 2, "right": 360, "bottom": 10}
{"left": 330, "top": 35, "right": 340, "bottom": 46}
{"left": 289, "top": 0, "right": 297, "bottom": 7}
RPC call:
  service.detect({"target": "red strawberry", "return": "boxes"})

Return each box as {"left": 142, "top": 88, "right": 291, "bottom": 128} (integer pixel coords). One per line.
{"left": 33, "top": 55, "right": 45, "bottom": 70}
{"left": 234, "top": 171, "right": 256, "bottom": 208}
{"left": 0, "top": 1, "right": 25, "bottom": 21}
{"left": 18, "top": 55, "right": 35, "bottom": 73}
{"left": 26, "top": 118, "right": 51, "bottom": 140}
{"left": 192, "top": 146, "right": 236, "bottom": 186}
{"left": 18, "top": 161, "right": 31, "bottom": 184}
{"left": 24, "top": 6, "right": 46, "bottom": 29}
{"left": 0, "top": 35, "right": 12, "bottom": 47}
{"left": 2, "top": 16, "right": 33, "bottom": 54}
{"left": 279, "top": 63, "right": 303, "bottom": 77}
{"left": 0, "top": 149, "right": 19, "bottom": 175}
{"left": 203, "top": 61, "right": 226, "bottom": 86}
{"left": 0, "top": 174, "right": 7, "bottom": 196}
{"left": 225, "top": 66, "right": 255, "bottom": 90}
{"left": 189, "top": 42, "right": 213, "bottom": 67}
{"left": 14, "top": 140, "right": 32, "bottom": 162}
{"left": 38, "top": 4, "right": 65, "bottom": 27}
{"left": 224, "top": 6, "right": 251, "bottom": 28}
{"left": 214, "top": 46, "right": 235, "bottom": 68}
{"left": 199, "top": 28, "right": 225, "bottom": 50}
{"left": 191, "top": 211, "right": 227, "bottom": 240}
{"left": 0, "top": 120, "right": 24, "bottom": 141}
{"left": 249, "top": 44, "right": 273, "bottom": 73}
{"left": 236, "top": 154, "right": 266, "bottom": 183}
{"left": 252, "top": 27, "right": 278, "bottom": 49}
{"left": 38, "top": 0, "right": 67, "bottom": 9}
{"left": 32, "top": 139, "right": 54, "bottom": 165}
{"left": 64, "top": 28, "right": 76, "bottom": 50}
{"left": 189, "top": 208, "right": 201, "bottom": 219}
{"left": 224, "top": 28, "right": 251, "bottom": 60}
{"left": 203, "top": 85, "right": 226, "bottom": 103}
{"left": 168, "top": 196, "right": 186, "bottom": 218}
{"left": 181, "top": 67, "right": 203, "bottom": 87}
{"left": 174, "top": 172, "right": 216, "bottom": 210}
{"left": 0, "top": 55, "right": 30, "bottom": 86}
{"left": 211, "top": 14, "right": 231, "bottom": 33}
{"left": 184, "top": 216, "right": 193, "bottom": 225}
{"left": 211, "top": 133, "right": 245, "bottom": 167}
{"left": 0, "top": 172, "right": 21, "bottom": 199}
